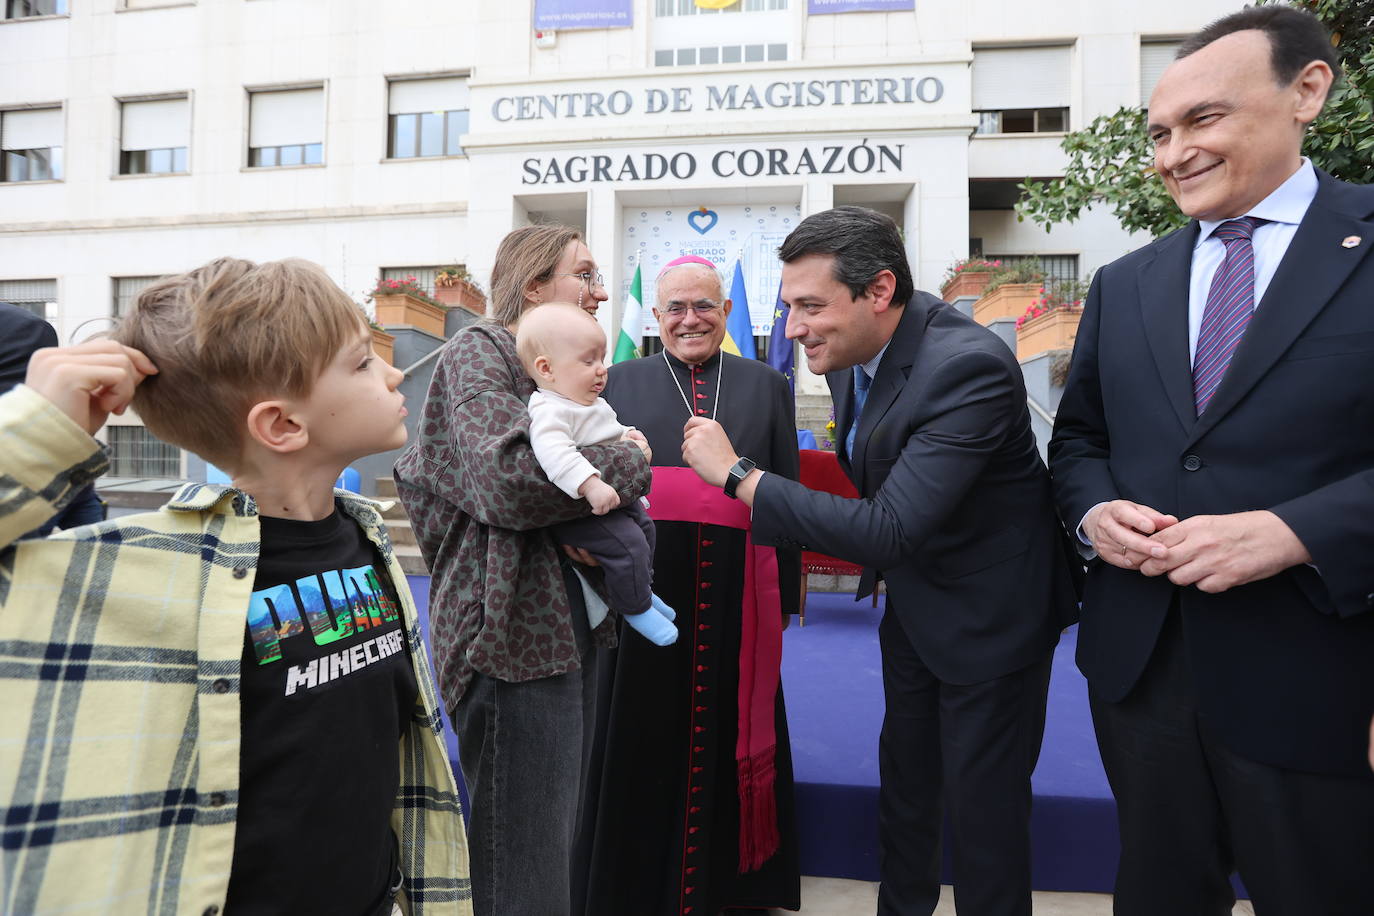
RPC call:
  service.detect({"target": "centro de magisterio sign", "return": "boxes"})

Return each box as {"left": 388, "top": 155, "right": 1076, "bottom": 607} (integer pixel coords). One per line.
{"left": 492, "top": 75, "right": 944, "bottom": 122}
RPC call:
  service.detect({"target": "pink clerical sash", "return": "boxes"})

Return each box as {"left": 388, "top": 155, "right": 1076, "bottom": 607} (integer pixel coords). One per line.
{"left": 646, "top": 466, "right": 783, "bottom": 873}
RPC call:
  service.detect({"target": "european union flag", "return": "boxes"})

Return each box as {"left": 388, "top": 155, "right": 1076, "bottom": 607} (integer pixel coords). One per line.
{"left": 767, "top": 284, "right": 794, "bottom": 393}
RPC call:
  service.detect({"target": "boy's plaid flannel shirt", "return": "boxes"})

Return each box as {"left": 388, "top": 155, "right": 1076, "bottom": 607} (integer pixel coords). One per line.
{"left": 0, "top": 385, "right": 471, "bottom": 916}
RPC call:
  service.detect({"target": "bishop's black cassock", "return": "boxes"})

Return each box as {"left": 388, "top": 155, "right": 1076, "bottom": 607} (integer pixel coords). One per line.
{"left": 579, "top": 349, "right": 802, "bottom": 916}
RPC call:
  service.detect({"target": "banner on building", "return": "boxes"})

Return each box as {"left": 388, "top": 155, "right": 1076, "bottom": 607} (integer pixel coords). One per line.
{"left": 619, "top": 203, "right": 800, "bottom": 337}
{"left": 807, "top": 0, "right": 913, "bottom": 13}
{"left": 533, "top": 0, "right": 633, "bottom": 31}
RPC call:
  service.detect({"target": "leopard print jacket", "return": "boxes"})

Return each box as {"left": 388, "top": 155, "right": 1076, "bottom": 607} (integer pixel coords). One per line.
{"left": 394, "top": 322, "right": 651, "bottom": 710}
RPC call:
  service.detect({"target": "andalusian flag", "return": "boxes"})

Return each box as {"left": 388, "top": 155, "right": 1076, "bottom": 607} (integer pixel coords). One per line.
{"left": 614, "top": 258, "right": 644, "bottom": 363}
{"left": 694, "top": 0, "right": 740, "bottom": 8}
{"left": 721, "top": 257, "right": 757, "bottom": 359}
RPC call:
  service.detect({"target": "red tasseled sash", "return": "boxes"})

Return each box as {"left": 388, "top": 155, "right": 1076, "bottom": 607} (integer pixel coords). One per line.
{"left": 646, "top": 466, "right": 783, "bottom": 873}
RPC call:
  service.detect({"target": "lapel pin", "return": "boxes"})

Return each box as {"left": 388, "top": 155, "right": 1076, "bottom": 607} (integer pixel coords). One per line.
{"left": 1342, "top": 235, "right": 1361, "bottom": 248}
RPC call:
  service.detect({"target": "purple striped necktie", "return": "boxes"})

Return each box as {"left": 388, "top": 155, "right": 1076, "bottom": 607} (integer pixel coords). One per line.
{"left": 1192, "top": 216, "right": 1266, "bottom": 414}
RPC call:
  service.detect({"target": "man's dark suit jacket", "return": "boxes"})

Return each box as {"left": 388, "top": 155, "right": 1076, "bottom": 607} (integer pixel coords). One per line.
{"left": 752, "top": 293, "right": 1080, "bottom": 685}
{"left": 0, "top": 302, "right": 57, "bottom": 393}
{"left": 1050, "top": 170, "right": 1374, "bottom": 776}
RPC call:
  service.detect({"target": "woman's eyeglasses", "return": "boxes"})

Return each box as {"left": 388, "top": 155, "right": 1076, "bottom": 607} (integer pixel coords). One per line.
{"left": 557, "top": 270, "right": 605, "bottom": 290}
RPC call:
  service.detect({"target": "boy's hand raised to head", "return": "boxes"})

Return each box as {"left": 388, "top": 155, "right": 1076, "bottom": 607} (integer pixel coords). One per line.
{"left": 25, "top": 340, "right": 158, "bottom": 436}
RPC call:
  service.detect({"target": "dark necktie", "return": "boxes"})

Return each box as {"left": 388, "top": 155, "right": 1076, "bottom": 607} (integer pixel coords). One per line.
{"left": 1193, "top": 216, "right": 1264, "bottom": 414}
{"left": 845, "top": 366, "right": 871, "bottom": 457}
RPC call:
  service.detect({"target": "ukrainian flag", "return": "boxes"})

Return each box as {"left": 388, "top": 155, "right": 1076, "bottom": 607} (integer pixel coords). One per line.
{"left": 694, "top": 0, "right": 740, "bottom": 8}
{"left": 721, "top": 258, "right": 757, "bottom": 359}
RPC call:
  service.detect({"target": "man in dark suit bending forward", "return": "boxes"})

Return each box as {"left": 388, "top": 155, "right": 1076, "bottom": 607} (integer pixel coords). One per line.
{"left": 681, "top": 205, "right": 1080, "bottom": 916}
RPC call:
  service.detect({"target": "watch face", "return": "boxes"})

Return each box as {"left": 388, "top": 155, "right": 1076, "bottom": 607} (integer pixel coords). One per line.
{"left": 724, "top": 457, "right": 754, "bottom": 498}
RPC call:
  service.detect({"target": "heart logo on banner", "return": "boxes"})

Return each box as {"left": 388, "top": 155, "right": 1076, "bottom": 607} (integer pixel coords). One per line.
{"left": 688, "top": 208, "right": 719, "bottom": 235}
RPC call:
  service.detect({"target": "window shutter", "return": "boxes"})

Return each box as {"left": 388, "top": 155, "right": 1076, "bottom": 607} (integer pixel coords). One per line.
{"left": 249, "top": 88, "right": 323, "bottom": 147}
{"left": 1, "top": 108, "right": 63, "bottom": 151}
{"left": 121, "top": 98, "right": 190, "bottom": 151}
{"left": 1139, "top": 41, "right": 1181, "bottom": 107}
{"left": 972, "top": 47, "right": 1071, "bottom": 110}
{"left": 388, "top": 78, "right": 469, "bottom": 115}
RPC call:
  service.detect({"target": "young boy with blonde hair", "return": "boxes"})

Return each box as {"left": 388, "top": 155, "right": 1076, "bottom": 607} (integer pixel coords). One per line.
{"left": 516, "top": 302, "right": 677, "bottom": 645}
{"left": 0, "top": 257, "right": 469, "bottom": 916}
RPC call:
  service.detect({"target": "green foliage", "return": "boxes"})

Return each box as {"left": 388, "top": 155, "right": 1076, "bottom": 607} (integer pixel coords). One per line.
{"left": 1016, "top": 0, "right": 1374, "bottom": 239}
{"left": 942, "top": 257, "right": 1004, "bottom": 284}
{"left": 983, "top": 257, "right": 1046, "bottom": 294}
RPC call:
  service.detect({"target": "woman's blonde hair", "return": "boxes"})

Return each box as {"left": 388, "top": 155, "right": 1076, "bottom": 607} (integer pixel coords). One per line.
{"left": 489, "top": 224, "right": 583, "bottom": 327}
{"left": 110, "top": 256, "right": 364, "bottom": 470}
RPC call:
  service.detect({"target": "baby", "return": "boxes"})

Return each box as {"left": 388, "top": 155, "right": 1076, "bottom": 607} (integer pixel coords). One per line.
{"left": 517, "top": 303, "right": 677, "bottom": 646}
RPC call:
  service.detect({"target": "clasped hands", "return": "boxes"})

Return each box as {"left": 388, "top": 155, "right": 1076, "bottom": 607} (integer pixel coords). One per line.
{"left": 1084, "top": 500, "right": 1311, "bottom": 593}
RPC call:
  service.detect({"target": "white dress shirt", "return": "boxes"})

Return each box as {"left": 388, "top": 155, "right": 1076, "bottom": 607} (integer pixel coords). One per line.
{"left": 1187, "top": 158, "right": 1318, "bottom": 361}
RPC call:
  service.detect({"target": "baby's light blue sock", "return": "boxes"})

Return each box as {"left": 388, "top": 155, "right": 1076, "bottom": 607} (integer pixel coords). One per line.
{"left": 624, "top": 607, "right": 678, "bottom": 646}
{"left": 649, "top": 592, "right": 676, "bottom": 622}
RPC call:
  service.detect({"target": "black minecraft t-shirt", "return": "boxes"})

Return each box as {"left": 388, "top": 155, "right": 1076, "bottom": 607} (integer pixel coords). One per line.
{"left": 226, "top": 503, "right": 418, "bottom": 916}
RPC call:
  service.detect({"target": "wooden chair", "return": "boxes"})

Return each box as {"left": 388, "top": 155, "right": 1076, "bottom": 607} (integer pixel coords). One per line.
{"left": 796, "top": 448, "right": 878, "bottom": 625}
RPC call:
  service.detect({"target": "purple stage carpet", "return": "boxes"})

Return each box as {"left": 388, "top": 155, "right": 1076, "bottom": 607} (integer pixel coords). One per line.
{"left": 407, "top": 577, "right": 1247, "bottom": 897}
{"left": 782, "top": 593, "right": 1119, "bottom": 892}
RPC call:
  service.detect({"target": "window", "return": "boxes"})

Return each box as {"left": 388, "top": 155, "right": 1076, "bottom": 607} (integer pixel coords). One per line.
{"left": 388, "top": 77, "right": 469, "bottom": 159}
{"left": 654, "top": 41, "right": 787, "bottom": 67}
{"left": 1139, "top": 40, "right": 1181, "bottom": 107}
{"left": 1, "top": 107, "right": 63, "bottom": 182}
{"left": 986, "top": 254, "right": 1079, "bottom": 288}
{"left": 120, "top": 97, "right": 189, "bottom": 175}
{"left": 972, "top": 46, "right": 1071, "bottom": 135}
{"left": 655, "top": 0, "right": 786, "bottom": 14}
{"left": 3, "top": 0, "right": 68, "bottom": 18}
{"left": 381, "top": 266, "right": 442, "bottom": 295}
{"left": 975, "top": 108, "right": 1067, "bottom": 134}
{"left": 652, "top": 0, "right": 788, "bottom": 67}
{"left": 248, "top": 87, "right": 323, "bottom": 168}
{"left": 0, "top": 278, "right": 56, "bottom": 319}
{"left": 106, "top": 426, "right": 182, "bottom": 478}
{"left": 112, "top": 276, "right": 162, "bottom": 317}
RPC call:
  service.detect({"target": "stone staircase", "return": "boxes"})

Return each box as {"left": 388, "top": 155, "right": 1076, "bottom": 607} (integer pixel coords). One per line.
{"left": 375, "top": 477, "right": 429, "bottom": 575}
{"left": 795, "top": 392, "right": 834, "bottom": 448}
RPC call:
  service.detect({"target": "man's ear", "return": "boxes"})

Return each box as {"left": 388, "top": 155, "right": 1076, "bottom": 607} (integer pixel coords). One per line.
{"left": 721, "top": 297, "right": 733, "bottom": 319}
{"left": 867, "top": 269, "right": 898, "bottom": 312}
{"left": 245, "top": 400, "right": 309, "bottom": 454}
{"left": 1292, "top": 59, "right": 1335, "bottom": 126}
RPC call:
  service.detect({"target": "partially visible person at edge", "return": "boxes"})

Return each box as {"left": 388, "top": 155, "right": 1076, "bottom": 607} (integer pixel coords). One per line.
{"left": 580, "top": 254, "right": 802, "bottom": 916}
{"left": 394, "top": 225, "right": 652, "bottom": 916}
{"left": 679, "top": 208, "right": 1080, "bottom": 916}
{"left": 1050, "top": 7, "right": 1374, "bottom": 914}
{"left": 0, "top": 300, "right": 105, "bottom": 535}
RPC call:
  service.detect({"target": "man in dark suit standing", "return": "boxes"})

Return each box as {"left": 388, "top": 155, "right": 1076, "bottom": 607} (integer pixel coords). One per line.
{"left": 681, "top": 205, "right": 1080, "bottom": 916}
{"left": 1050, "top": 7, "right": 1374, "bottom": 914}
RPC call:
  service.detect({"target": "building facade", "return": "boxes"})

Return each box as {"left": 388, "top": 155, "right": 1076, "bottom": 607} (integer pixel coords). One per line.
{"left": 0, "top": 0, "right": 1238, "bottom": 479}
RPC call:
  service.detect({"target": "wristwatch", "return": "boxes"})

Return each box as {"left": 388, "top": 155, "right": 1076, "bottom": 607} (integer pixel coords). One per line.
{"left": 723, "top": 457, "right": 757, "bottom": 499}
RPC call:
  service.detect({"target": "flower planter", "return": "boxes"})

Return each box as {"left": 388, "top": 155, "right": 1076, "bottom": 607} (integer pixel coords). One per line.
{"left": 434, "top": 278, "right": 486, "bottom": 316}
{"left": 373, "top": 293, "right": 447, "bottom": 338}
{"left": 1016, "top": 308, "right": 1082, "bottom": 361}
{"left": 371, "top": 326, "right": 396, "bottom": 366}
{"left": 973, "top": 283, "right": 1043, "bottom": 326}
{"left": 940, "top": 270, "right": 995, "bottom": 303}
